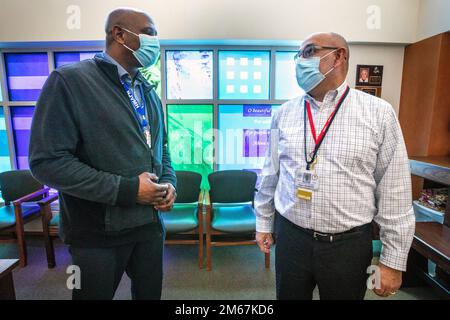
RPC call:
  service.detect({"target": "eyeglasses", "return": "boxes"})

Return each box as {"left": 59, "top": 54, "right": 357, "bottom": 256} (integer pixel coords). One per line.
{"left": 294, "top": 43, "right": 339, "bottom": 60}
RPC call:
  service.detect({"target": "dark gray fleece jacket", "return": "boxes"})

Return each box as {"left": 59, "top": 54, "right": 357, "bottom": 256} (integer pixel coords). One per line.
{"left": 29, "top": 54, "right": 176, "bottom": 247}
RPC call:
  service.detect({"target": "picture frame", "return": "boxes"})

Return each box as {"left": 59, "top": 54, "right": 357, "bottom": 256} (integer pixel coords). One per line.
{"left": 355, "top": 86, "right": 382, "bottom": 97}
{"left": 355, "top": 64, "right": 384, "bottom": 87}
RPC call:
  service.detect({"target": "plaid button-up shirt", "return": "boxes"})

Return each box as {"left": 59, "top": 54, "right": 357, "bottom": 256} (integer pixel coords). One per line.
{"left": 255, "top": 81, "right": 415, "bottom": 271}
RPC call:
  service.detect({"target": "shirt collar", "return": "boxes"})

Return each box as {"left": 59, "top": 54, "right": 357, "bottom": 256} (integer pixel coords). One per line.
{"left": 305, "top": 80, "right": 348, "bottom": 110}
{"left": 103, "top": 52, "right": 140, "bottom": 84}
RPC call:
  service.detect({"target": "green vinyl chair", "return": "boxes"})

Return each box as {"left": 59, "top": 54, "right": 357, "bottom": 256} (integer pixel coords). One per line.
{"left": 204, "top": 170, "right": 269, "bottom": 271}
{"left": 0, "top": 170, "right": 56, "bottom": 268}
{"left": 161, "top": 171, "right": 204, "bottom": 268}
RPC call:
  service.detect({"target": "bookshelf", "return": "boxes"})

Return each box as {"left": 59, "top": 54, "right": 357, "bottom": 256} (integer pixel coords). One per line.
{"left": 408, "top": 157, "right": 449, "bottom": 297}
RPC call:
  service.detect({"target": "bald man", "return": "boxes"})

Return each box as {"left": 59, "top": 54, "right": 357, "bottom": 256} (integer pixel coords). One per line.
{"left": 255, "top": 33, "right": 415, "bottom": 299}
{"left": 29, "top": 8, "right": 177, "bottom": 299}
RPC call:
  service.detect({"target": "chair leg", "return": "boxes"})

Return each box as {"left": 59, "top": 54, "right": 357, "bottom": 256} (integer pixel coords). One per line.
{"left": 44, "top": 235, "right": 56, "bottom": 269}
{"left": 198, "top": 218, "right": 204, "bottom": 269}
{"left": 41, "top": 206, "right": 56, "bottom": 268}
{"left": 198, "top": 233, "right": 204, "bottom": 269}
{"left": 206, "top": 237, "right": 212, "bottom": 271}
{"left": 15, "top": 220, "right": 27, "bottom": 268}
{"left": 205, "top": 205, "right": 213, "bottom": 271}
{"left": 264, "top": 252, "right": 270, "bottom": 269}
{"left": 206, "top": 229, "right": 212, "bottom": 271}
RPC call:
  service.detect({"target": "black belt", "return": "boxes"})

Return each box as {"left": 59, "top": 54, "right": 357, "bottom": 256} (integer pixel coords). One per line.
{"left": 298, "top": 224, "right": 371, "bottom": 243}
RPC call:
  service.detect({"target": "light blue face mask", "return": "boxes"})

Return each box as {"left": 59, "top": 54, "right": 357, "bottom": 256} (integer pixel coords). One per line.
{"left": 122, "top": 28, "right": 160, "bottom": 68}
{"left": 295, "top": 49, "right": 337, "bottom": 93}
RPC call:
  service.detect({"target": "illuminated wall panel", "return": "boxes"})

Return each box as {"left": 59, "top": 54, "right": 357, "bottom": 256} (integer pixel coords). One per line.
{"left": 218, "top": 104, "right": 280, "bottom": 186}
{"left": 54, "top": 51, "right": 100, "bottom": 68}
{"left": 11, "top": 106, "right": 34, "bottom": 169}
{"left": 275, "top": 51, "right": 304, "bottom": 100}
{"left": 166, "top": 50, "right": 213, "bottom": 99}
{"left": 218, "top": 51, "right": 270, "bottom": 100}
{"left": 0, "top": 107, "right": 11, "bottom": 173}
{"left": 167, "top": 104, "right": 214, "bottom": 189}
{"left": 4, "top": 53, "right": 49, "bottom": 101}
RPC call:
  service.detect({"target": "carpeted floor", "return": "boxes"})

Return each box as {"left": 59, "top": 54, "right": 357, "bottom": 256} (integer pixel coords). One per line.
{"left": 0, "top": 236, "right": 441, "bottom": 300}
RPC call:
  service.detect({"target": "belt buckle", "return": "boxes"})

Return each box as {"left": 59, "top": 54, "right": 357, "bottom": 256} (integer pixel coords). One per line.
{"left": 313, "top": 231, "right": 333, "bottom": 243}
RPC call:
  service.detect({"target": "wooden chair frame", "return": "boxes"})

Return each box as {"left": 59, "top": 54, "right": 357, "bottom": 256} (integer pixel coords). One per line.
{"left": 0, "top": 187, "right": 55, "bottom": 268}
{"left": 37, "top": 193, "right": 59, "bottom": 268}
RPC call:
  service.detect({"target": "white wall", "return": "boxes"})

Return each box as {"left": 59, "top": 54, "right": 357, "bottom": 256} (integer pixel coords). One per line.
{"left": 347, "top": 44, "right": 405, "bottom": 114}
{"left": 416, "top": 0, "right": 450, "bottom": 41}
{"left": 0, "top": 0, "right": 420, "bottom": 44}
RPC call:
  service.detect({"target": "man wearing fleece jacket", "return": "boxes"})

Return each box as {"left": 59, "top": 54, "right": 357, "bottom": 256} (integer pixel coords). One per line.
{"left": 29, "top": 8, "right": 176, "bottom": 300}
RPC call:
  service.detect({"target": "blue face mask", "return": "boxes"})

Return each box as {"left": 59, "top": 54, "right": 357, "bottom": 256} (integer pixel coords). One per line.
{"left": 122, "top": 28, "right": 160, "bottom": 68}
{"left": 295, "top": 49, "right": 337, "bottom": 93}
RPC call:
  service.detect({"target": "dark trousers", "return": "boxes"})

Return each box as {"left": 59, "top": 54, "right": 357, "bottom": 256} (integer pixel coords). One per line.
{"left": 275, "top": 213, "right": 373, "bottom": 300}
{"left": 69, "top": 222, "right": 164, "bottom": 300}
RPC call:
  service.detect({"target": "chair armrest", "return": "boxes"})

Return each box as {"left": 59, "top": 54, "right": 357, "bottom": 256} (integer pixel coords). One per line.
{"left": 203, "top": 189, "right": 211, "bottom": 208}
{"left": 203, "top": 189, "right": 212, "bottom": 224}
{"left": 197, "top": 189, "right": 204, "bottom": 210}
{"left": 37, "top": 194, "right": 59, "bottom": 207}
{"left": 198, "top": 189, "right": 205, "bottom": 203}
{"left": 12, "top": 187, "right": 50, "bottom": 207}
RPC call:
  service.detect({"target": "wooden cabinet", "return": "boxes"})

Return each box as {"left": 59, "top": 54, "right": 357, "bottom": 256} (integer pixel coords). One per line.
{"left": 399, "top": 32, "right": 450, "bottom": 158}
{"left": 398, "top": 32, "right": 450, "bottom": 298}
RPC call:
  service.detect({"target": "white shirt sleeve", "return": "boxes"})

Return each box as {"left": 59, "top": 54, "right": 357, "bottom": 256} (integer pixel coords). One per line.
{"left": 373, "top": 105, "right": 416, "bottom": 271}
{"left": 255, "top": 109, "right": 281, "bottom": 233}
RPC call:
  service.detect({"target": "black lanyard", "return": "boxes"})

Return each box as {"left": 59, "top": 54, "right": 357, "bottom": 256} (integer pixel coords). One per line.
{"left": 303, "top": 86, "right": 350, "bottom": 170}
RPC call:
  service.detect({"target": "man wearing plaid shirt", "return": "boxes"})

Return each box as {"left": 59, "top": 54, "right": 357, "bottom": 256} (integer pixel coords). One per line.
{"left": 255, "top": 32, "right": 415, "bottom": 300}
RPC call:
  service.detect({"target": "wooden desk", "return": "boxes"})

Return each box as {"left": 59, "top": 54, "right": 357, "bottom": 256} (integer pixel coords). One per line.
{"left": 0, "top": 259, "right": 19, "bottom": 300}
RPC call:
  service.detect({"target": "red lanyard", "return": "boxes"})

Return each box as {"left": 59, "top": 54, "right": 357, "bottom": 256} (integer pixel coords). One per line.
{"left": 305, "top": 86, "right": 349, "bottom": 146}
{"left": 303, "top": 86, "right": 350, "bottom": 170}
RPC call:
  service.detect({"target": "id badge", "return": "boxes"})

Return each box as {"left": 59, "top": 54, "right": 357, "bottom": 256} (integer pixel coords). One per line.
{"left": 296, "top": 168, "right": 319, "bottom": 190}
{"left": 144, "top": 129, "right": 152, "bottom": 148}
{"left": 295, "top": 168, "right": 319, "bottom": 201}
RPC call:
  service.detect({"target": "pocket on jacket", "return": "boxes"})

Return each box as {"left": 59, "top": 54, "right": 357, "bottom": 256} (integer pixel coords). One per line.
{"left": 105, "top": 165, "right": 155, "bottom": 232}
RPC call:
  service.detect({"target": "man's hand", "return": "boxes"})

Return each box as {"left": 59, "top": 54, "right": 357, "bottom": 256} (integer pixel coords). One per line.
{"left": 154, "top": 183, "right": 177, "bottom": 212}
{"left": 373, "top": 262, "right": 402, "bottom": 297}
{"left": 256, "top": 232, "right": 274, "bottom": 254}
{"left": 137, "top": 172, "right": 169, "bottom": 205}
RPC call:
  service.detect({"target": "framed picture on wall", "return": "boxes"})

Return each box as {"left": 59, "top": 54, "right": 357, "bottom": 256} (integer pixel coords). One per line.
{"left": 355, "top": 86, "right": 382, "bottom": 97}
{"left": 355, "top": 65, "right": 383, "bottom": 87}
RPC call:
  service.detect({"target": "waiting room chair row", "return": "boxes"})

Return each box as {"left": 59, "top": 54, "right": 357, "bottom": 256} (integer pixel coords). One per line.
{"left": 0, "top": 170, "right": 269, "bottom": 271}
